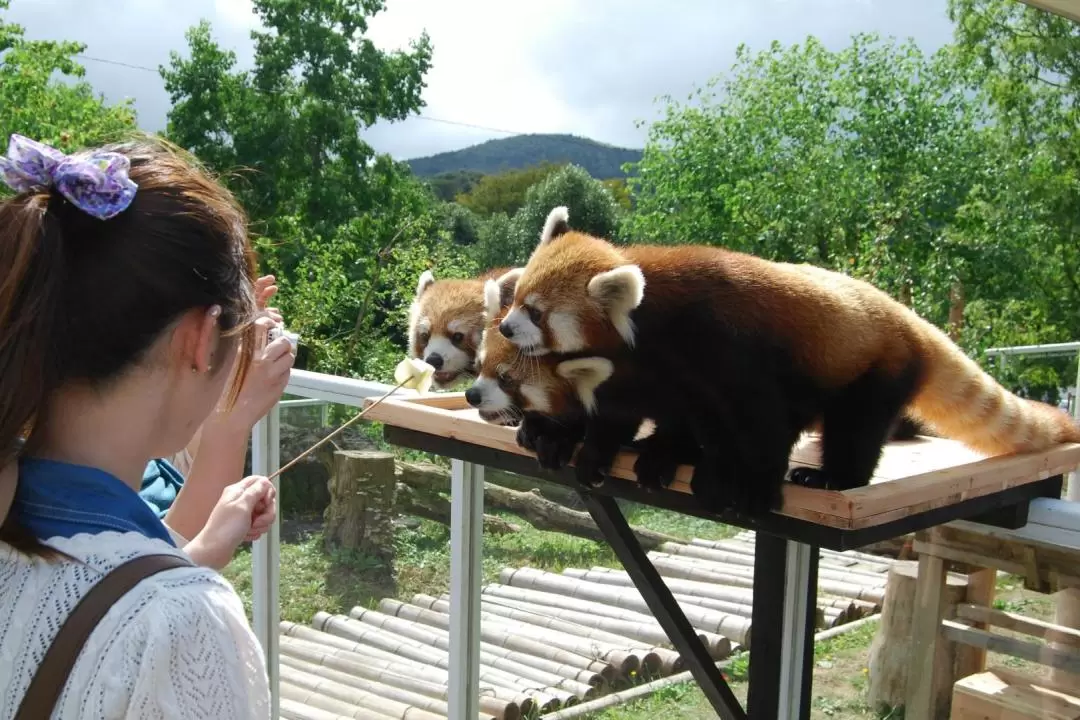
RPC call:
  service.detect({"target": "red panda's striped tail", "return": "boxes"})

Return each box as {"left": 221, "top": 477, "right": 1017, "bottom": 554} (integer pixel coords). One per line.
{"left": 908, "top": 322, "right": 1080, "bottom": 456}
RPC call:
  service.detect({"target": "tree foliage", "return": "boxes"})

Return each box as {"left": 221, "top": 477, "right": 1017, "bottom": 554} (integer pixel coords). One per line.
{"left": 471, "top": 163, "right": 626, "bottom": 270}
{"left": 0, "top": 0, "right": 136, "bottom": 161}
{"left": 455, "top": 162, "right": 563, "bottom": 217}
{"left": 160, "top": 1, "right": 456, "bottom": 379}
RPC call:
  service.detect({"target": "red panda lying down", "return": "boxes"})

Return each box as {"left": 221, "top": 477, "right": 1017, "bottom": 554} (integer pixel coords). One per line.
{"left": 468, "top": 206, "right": 1080, "bottom": 515}
{"left": 408, "top": 266, "right": 516, "bottom": 389}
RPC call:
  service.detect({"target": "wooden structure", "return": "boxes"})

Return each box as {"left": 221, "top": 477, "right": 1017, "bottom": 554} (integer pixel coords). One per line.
{"left": 1019, "top": 0, "right": 1080, "bottom": 23}
{"left": 362, "top": 392, "right": 1080, "bottom": 720}
{"left": 905, "top": 501, "right": 1080, "bottom": 719}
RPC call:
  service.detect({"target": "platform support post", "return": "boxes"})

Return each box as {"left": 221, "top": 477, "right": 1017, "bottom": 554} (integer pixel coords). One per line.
{"left": 448, "top": 459, "right": 483, "bottom": 720}
{"left": 748, "top": 533, "right": 819, "bottom": 720}
{"left": 251, "top": 403, "right": 281, "bottom": 720}
{"left": 579, "top": 491, "right": 746, "bottom": 720}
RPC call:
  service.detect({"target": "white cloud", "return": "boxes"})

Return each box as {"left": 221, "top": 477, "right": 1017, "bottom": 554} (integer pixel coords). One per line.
{"left": 5, "top": 0, "right": 959, "bottom": 160}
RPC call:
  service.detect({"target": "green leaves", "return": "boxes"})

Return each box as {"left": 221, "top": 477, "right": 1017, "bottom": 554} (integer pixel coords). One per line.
{"left": 160, "top": 0, "right": 438, "bottom": 378}
{"left": 0, "top": 1, "right": 136, "bottom": 164}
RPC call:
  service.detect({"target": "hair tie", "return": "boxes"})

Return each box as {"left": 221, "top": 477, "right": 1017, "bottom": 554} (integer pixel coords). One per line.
{"left": 0, "top": 134, "right": 138, "bottom": 220}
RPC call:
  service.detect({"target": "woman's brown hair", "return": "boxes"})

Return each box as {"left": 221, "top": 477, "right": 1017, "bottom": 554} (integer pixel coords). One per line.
{"left": 0, "top": 134, "right": 259, "bottom": 556}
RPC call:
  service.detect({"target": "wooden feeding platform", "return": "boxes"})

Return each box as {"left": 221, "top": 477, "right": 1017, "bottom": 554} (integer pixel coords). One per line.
{"left": 362, "top": 391, "right": 1080, "bottom": 720}
{"left": 363, "top": 392, "right": 1080, "bottom": 548}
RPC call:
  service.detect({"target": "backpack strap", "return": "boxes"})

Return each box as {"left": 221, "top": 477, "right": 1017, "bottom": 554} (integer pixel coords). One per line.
{"left": 14, "top": 552, "right": 195, "bottom": 720}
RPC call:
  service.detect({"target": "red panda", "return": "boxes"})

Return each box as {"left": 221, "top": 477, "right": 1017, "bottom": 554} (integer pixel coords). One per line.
{"left": 468, "top": 272, "right": 710, "bottom": 494}
{"left": 408, "top": 266, "right": 517, "bottom": 389}
{"left": 494, "top": 206, "right": 1080, "bottom": 509}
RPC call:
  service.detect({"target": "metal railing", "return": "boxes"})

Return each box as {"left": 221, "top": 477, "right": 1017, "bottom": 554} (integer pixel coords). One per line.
{"left": 250, "top": 345, "right": 1080, "bottom": 719}
{"left": 249, "top": 368, "right": 483, "bottom": 720}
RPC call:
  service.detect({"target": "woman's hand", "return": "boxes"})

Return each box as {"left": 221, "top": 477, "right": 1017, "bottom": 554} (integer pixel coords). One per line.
{"left": 184, "top": 475, "right": 278, "bottom": 569}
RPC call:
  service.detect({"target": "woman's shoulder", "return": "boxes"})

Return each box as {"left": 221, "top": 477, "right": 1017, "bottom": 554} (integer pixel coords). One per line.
{"left": 0, "top": 532, "right": 270, "bottom": 720}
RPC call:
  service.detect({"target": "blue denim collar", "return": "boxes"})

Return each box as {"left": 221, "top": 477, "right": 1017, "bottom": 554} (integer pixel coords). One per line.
{"left": 13, "top": 457, "right": 177, "bottom": 547}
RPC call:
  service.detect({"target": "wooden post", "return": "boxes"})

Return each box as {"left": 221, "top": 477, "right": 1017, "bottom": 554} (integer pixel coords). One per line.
{"left": 1051, "top": 586, "right": 1080, "bottom": 687}
{"left": 954, "top": 567, "right": 997, "bottom": 679}
{"left": 868, "top": 560, "right": 966, "bottom": 716}
{"left": 324, "top": 450, "right": 397, "bottom": 557}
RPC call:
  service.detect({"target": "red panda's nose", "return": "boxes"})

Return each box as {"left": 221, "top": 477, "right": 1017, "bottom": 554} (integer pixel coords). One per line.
{"left": 498, "top": 321, "right": 514, "bottom": 339}
{"left": 464, "top": 386, "right": 482, "bottom": 407}
{"left": 425, "top": 352, "right": 444, "bottom": 369}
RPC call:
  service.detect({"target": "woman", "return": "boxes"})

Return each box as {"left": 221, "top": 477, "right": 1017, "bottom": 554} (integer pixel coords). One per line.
{"left": 0, "top": 133, "right": 275, "bottom": 718}
{"left": 141, "top": 273, "right": 295, "bottom": 549}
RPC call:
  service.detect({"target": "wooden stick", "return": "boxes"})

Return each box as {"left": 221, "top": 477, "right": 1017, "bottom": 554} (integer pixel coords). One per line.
{"left": 268, "top": 378, "right": 409, "bottom": 481}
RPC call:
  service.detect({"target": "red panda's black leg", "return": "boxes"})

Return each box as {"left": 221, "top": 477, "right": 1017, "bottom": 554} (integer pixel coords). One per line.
{"left": 815, "top": 365, "right": 921, "bottom": 491}
{"left": 517, "top": 412, "right": 586, "bottom": 471}
{"left": 632, "top": 425, "right": 701, "bottom": 492}
{"left": 575, "top": 416, "right": 642, "bottom": 488}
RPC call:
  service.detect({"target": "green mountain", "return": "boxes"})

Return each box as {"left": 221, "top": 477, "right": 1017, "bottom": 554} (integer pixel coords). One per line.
{"left": 406, "top": 133, "right": 643, "bottom": 180}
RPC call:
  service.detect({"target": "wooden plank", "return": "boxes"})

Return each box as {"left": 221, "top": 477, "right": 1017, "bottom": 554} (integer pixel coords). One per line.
{"left": 905, "top": 554, "right": 949, "bottom": 720}
{"left": 916, "top": 525, "right": 1080, "bottom": 594}
{"left": 957, "top": 604, "right": 1080, "bottom": 647}
{"left": 952, "top": 669, "right": 1080, "bottom": 720}
{"left": 362, "top": 394, "right": 1080, "bottom": 530}
{"left": 941, "top": 619, "right": 1080, "bottom": 674}
{"left": 957, "top": 570, "right": 998, "bottom": 677}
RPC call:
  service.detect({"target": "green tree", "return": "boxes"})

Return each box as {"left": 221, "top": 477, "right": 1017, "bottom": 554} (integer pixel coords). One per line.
{"left": 471, "top": 163, "right": 626, "bottom": 270}
{"left": 160, "top": 1, "right": 440, "bottom": 379}
{"left": 454, "top": 162, "right": 564, "bottom": 217}
{"left": 625, "top": 34, "right": 1011, "bottom": 330}
{"left": 0, "top": 0, "right": 136, "bottom": 160}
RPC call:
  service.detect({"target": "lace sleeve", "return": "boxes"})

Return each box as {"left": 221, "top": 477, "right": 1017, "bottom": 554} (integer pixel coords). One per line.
{"left": 79, "top": 572, "right": 272, "bottom": 720}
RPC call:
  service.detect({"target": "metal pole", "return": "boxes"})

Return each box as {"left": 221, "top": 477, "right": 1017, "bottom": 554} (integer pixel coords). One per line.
{"left": 251, "top": 403, "right": 282, "bottom": 719}
{"left": 778, "top": 540, "right": 819, "bottom": 720}
{"left": 448, "top": 459, "right": 483, "bottom": 720}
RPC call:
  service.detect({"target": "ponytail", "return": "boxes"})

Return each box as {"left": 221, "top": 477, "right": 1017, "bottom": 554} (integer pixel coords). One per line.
{"left": 0, "top": 193, "right": 67, "bottom": 556}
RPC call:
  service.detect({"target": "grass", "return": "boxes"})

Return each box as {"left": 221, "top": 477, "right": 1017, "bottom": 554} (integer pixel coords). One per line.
{"left": 221, "top": 501, "right": 740, "bottom": 624}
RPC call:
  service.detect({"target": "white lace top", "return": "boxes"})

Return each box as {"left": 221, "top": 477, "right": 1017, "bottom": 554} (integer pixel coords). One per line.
{"left": 0, "top": 531, "right": 271, "bottom": 720}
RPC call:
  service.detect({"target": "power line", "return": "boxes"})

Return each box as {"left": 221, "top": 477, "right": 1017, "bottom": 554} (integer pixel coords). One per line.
{"left": 73, "top": 54, "right": 537, "bottom": 139}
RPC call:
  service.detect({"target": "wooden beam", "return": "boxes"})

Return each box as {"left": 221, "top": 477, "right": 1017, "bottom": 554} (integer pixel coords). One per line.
{"left": 956, "top": 603, "right": 1080, "bottom": 647}
{"left": 1017, "top": 0, "right": 1080, "bottom": 23}
{"left": 941, "top": 619, "right": 1080, "bottom": 675}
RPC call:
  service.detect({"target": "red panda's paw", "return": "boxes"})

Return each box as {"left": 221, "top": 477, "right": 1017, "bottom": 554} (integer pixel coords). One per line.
{"left": 535, "top": 433, "right": 578, "bottom": 471}
{"left": 633, "top": 450, "right": 677, "bottom": 493}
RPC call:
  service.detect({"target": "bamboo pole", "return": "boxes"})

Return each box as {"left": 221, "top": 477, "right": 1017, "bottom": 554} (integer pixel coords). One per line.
{"left": 419, "top": 593, "right": 691, "bottom": 675}
{"left": 499, "top": 568, "right": 752, "bottom": 645}
{"left": 314, "top": 612, "right": 571, "bottom": 712}
{"left": 359, "top": 602, "right": 610, "bottom": 692}
{"left": 282, "top": 655, "right": 482, "bottom": 720}
{"left": 279, "top": 632, "right": 523, "bottom": 720}
{"left": 561, "top": 567, "right": 831, "bottom": 627}
{"left": 279, "top": 696, "right": 368, "bottom": 720}
{"left": 718, "top": 536, "right": 895, "bottom": 580}
{"left": 280, "top": 680, "right": 401, "bottom": 720}
{"left": 475, "top": 587, "right": 732, "bottom": 659}
{"left": 647, "top": 551, "right": 886, "bottom": 607}
{"left": 281, "top": 664, "right": 445, "bottom": 720}
{"left": 540, "top": 614, "right": 883, "bottom": 720}
{"left": 408, "top": 593, "right": 666, "bottom": 676}
{"left": 656, "top": 543, "right": 888, "bottom": 589}
{"left": 306, "top": 615, "right": 564, "bottom": 714}
{"left": 719, "top": 533, "right": 898, "bottom": 571}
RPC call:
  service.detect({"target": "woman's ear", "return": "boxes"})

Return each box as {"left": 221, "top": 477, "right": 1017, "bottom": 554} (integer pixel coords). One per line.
{"left": 173, "top": 305, "right": 222, "bottom": 373}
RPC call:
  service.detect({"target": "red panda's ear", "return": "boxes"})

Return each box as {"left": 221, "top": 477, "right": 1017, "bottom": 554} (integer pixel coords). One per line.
{"left": 483, "top": 268, "right": 525, "bottom": 322}
{"left": 415, "top": 270, "right": 436, "bottom": 299}
{"left": 495, "top": 268, "right": 524, "bottom": 308}
{"left": 538, "top": 206, "right": 570, "bottom": 247}
{"left": 588, "top": 265, "right": 645, "bottom": 314}
{"left": 556, "top": 357, "right": 614, "bottom": 413}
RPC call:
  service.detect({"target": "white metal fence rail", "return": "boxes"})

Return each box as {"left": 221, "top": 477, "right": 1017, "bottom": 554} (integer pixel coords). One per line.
{"left": 249, "top": 369, "right": 483, "bottom": 720}
{"left": 250, "top": 346, "right": 1080, "bottom": 719}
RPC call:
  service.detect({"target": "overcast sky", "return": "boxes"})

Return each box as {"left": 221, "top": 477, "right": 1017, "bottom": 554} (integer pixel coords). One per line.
{"left": 6, "top": 0, "right": 958, "bottom": 160}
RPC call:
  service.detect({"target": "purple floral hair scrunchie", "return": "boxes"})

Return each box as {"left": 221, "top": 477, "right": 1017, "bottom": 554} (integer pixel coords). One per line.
{"left": 0, "top": 134, "right": 138, "bottom": 220}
